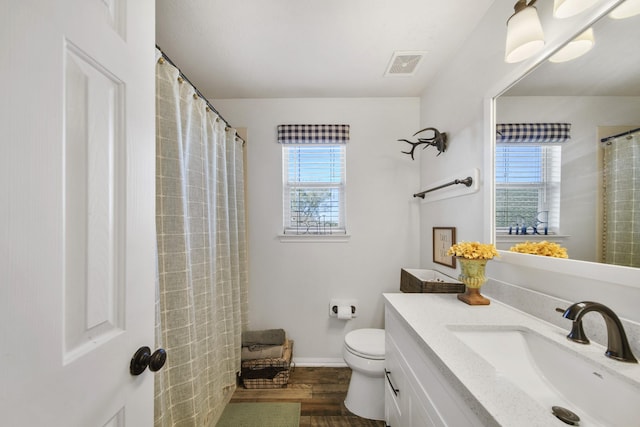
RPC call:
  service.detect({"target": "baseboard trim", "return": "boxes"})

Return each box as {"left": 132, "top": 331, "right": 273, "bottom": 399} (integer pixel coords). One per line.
{"left": 292, "top": 357, "right": 347, "bottom": 367}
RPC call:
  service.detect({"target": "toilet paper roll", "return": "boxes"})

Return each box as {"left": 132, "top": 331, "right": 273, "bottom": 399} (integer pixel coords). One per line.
{"left": 337, "top": 305, "right": 352, "bottom": 320}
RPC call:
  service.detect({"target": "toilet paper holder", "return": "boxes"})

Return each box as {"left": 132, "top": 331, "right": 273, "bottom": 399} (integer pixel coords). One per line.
{"left": 329, "top": 299, "right": 358, "bottom": 318}
{"left": 332, "top": 305, "right": 356, "bottom": 315}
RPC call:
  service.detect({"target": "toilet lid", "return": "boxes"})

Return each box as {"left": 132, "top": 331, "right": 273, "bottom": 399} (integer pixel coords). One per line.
{"left": 345, "top": 328, "right": 385, "bottom": 359}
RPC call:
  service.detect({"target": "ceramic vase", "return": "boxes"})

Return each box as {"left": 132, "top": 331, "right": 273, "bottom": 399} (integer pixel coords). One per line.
{"left": 457, "top": 258, "right": 490, "bottom": 305}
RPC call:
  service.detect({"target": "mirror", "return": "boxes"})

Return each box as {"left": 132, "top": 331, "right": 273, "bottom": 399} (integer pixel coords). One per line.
{"left": 494, "top": 3, "right": 640, "bottom": 267}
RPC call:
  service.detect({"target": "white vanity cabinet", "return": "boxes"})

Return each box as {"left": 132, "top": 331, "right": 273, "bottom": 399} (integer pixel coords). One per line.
{"left": 384, "top": 306, "right": 486, "bottom": 427}
{"left": 385, "top": 332, "right": 440, "bottom": 426}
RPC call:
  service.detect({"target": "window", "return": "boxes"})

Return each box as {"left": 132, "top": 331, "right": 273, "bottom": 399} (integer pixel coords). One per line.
{"left": 282, "top": 145, "right": 346, "bottom": 234}
{"left": 278, "top": 124, "right": 349, "bottom": 236}
{"left": 495, "top": 145, "right": 561, "bottom": 233}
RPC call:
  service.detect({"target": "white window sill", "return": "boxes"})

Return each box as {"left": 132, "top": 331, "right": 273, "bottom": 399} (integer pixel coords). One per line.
{"left": 496, "top": 234, "right": 570, "bottom": 242}
{"left": 278, "top": 234, "right": 351, "bottom": 243}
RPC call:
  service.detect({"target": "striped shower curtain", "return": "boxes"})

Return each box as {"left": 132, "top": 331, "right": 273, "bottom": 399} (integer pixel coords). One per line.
{"left": 602, "top": 130, "right": 640, "bottom": 267}
{"left": 154, "top": 55, "right": 248, "bottom": 426}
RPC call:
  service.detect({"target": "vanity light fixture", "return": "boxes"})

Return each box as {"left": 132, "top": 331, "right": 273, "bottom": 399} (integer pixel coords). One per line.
{"left": 609, "top": 0, "right": 640, "bottom": 19}
{"left": 548, "top": 27, "right": 595, "bottom": 62}
{"left": 505, "top": 0, "right": 545, "bottom": 63}
{"left": 553, "top": 0, "right": 599, "bottom": 18}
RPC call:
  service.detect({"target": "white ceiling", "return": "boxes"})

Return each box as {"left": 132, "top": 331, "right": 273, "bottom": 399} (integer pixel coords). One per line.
{"left": 155, "top": 0, "right": 496, "bottom": 99}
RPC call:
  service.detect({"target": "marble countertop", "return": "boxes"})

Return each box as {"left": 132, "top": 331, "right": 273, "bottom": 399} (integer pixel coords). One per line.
{"left": 383, "top": 292, "right": 640, "bottom": 427}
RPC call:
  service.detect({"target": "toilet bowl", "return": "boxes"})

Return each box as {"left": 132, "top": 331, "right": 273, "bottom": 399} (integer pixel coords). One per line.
{"left": 343, "top": 328, "right": 385, "bottom": 421}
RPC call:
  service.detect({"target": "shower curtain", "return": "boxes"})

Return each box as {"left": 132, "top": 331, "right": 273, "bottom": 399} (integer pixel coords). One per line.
{"left": 602, "top": 130, "right": 640, "bottom": 267}
{"left": 154, "top": 56, "right": 249, "bottom": 427}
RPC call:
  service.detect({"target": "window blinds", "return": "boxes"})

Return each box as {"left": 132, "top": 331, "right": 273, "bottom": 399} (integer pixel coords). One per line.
{"left": 283, "top": 145, "right": 345, "bottom": 234}
{"left": 495, "top": 145, "right": 561, "bottom": 232}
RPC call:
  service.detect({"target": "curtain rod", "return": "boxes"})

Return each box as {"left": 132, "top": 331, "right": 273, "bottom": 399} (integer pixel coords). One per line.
{"left": 156, "top": 45, "right": 245, "bottom": 146}
{"left": 600, "top": 127, "right": 640, "bottom": 143}
{"left": 413, "top": 176, "right": 473, "bottom": 199}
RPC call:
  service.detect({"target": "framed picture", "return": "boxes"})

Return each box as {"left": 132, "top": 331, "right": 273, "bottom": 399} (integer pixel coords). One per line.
{"left": 433, "top": 227, "right": 456, "bottom": 268}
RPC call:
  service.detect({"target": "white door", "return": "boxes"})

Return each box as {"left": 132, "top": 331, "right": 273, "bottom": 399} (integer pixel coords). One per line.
{"left": 0, "top": 1, "right": 156, "bottom": 426}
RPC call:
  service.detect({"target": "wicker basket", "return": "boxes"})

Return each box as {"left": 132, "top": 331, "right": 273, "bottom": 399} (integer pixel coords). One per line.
{"left": 400, "top": 268, "right": 465, "bottom": 293}
{"left": 241, "top": 339, "right": 294, "bottom": 389}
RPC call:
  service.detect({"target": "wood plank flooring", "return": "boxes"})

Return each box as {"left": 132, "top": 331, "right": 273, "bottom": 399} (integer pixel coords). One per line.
{"left": 231, "top": 367, "right": 386, "bottom": 427}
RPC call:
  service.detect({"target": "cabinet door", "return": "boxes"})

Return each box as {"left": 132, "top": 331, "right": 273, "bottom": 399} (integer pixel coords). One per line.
{"left": 385, "top": 307, "right": 486, "bottom": 427}
{"left": 385, "top": 334, "right": 403, "bottom": 426}
{"left": 385, "top": 387, "right": 402, "bottom": 427}
{"left": 407, "top": 380, "right": 441, "bottom": 427}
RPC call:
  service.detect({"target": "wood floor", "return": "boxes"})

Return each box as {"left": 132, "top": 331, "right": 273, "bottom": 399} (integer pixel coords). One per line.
{"left": 230, "top": 367, "right": 386, "bottom": 427}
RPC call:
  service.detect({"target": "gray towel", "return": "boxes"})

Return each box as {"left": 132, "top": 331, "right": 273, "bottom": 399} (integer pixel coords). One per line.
{"left": 242, "top": 329, "right": 286, "bottom": 347}
{"left": 241, "top": 344, "right": 284, "bottom": 360}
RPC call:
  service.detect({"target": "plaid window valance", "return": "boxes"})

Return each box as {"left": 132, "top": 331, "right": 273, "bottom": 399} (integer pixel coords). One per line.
{"left": 277, "top": 124, "right": 350, "bottom": 144}
{"left": 496, "top": 123, "right": 571, "bottom": 144}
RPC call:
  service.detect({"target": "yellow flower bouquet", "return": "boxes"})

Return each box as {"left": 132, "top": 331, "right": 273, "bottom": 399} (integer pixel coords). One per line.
{"left": 447, "top": 241, "right": 498, "bottom": 306}
{"left": 509, "top": 241, "right": 568, "bottom": 258}
{"left": 447, "top": 241, "right": 499, "bottom": 260}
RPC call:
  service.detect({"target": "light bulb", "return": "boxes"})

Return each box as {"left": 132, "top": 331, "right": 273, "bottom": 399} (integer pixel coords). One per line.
{"left": 609, "top": 0, "right": 640, "bottom": 19}
{"left": 549, "top": 28, "right": 595, "bottom": 63}
{"left": 505, "top": 6, "right": 545, "bottom": 63}
{"left": 553, "top": 0, "right": 599, "bottom": 18}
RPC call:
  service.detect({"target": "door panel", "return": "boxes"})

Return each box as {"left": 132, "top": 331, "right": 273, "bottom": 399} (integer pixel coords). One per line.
{"left": 64, "top": 42, "right": 125, "bottom": 361}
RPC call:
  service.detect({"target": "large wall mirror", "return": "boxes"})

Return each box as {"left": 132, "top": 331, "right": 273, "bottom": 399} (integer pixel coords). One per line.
{"left": 493, "top": 0, "right": 640, "bottom": 269}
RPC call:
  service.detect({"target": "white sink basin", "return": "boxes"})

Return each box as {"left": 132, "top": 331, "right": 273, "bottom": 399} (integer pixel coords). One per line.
{"left": 448, "top": 325, "right": 640, "bottom": 427}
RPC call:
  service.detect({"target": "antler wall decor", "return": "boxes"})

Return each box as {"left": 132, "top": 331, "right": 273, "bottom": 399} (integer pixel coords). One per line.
{"left": 398, "top": 127, "right": 448, "bottom": 159}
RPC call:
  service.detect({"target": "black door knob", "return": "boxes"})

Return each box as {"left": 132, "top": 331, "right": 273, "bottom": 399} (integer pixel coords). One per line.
{"left": 130, "top": 346, "right": 167, "bottom": 376}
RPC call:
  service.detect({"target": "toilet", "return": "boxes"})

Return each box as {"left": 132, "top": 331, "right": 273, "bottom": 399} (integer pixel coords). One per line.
{"left": 343, "top": 328, "right": 386, "bottom": 421}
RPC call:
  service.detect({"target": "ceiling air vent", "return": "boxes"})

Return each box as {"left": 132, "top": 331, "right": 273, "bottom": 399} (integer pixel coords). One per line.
{"left": 384, "top": 51, "right": 426, "bottom": 77}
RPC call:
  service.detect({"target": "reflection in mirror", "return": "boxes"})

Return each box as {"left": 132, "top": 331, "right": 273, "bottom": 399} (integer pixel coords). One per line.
{"left": 494, "top": 3, "right": 640, "bottom": 267}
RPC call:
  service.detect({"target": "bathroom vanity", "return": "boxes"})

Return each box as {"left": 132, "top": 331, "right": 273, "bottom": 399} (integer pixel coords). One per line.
{"left": 383, "top": 293, "right": 640, "bottom": 427}
{"left": 384, "top": 303, "right": 489, "bottom": 427}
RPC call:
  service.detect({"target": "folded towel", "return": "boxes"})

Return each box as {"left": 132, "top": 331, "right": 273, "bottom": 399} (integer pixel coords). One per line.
{"left": 242, "top": 329, "right": 286, "bottom": 347}
{"left": 241, "top": 344, "right": 284, "bottom": 360}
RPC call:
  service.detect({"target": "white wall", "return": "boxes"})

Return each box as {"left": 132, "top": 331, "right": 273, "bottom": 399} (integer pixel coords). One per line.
{"left": 415, "top": 0, "right": 511, "bottom": 276}
{"left": 417, "top": 0, "right": 640, "bottom": 324}
{"left": 216, "top": 98, "right": 421, "bottom": 364}
{"left": 497, "top": 96, "right": 640, "bottom": 262}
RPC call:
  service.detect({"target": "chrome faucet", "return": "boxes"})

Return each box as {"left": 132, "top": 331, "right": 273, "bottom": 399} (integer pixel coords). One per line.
{"left": 560, "top": 301, "right": 637, "bottom": 363}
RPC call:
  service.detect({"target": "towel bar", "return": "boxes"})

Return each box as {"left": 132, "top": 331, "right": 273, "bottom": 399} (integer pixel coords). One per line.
{"left": 413, "top": 176, "right": 473, "bottom": 199}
